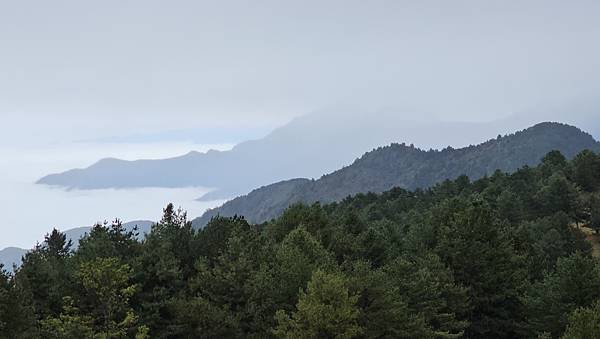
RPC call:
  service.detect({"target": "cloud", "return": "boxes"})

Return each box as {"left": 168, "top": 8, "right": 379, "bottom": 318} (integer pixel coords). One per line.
{"left": 1, "top": 0, "right": 599, "bottom": 143}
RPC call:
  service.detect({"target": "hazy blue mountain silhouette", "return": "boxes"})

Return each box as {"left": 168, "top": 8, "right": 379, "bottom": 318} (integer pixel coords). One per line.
{"left": 37, "top": 110, "right": 546, "bottom": 200}
{"left": 192, "top": 122, "right": 600, "bottom": 226}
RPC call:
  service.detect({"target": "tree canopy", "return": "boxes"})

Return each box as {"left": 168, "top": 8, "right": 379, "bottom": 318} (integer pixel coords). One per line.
{"left": 3, "top": 149, "right": 600, "bottom": 338}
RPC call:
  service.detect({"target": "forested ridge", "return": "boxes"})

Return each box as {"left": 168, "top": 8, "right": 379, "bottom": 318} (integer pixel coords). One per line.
{"left": 3, "top": 149, "right": 600, "bottom": 338}
{"left": 194, "top": 122, "right": 600, "bottom": 226}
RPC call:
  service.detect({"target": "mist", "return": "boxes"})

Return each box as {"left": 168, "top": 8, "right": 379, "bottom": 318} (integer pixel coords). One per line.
{"left": 2, "top": 0, "right": 600, "bottom": 144}
{"left": 2, "top": 0, "right": 600, "bottom": 248}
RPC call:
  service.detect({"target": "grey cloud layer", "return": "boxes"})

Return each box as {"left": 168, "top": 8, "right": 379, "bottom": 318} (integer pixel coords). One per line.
{"left": 1, "top": 0, "right": 599, "bottom": 141}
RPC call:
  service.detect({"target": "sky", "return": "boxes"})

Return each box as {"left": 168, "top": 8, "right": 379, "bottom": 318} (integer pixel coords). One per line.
{"left": 1, "top": 1, "right": 600, "bottom": 249}
{"left": 1, "top": 0, "right": 600, "bottom": 146}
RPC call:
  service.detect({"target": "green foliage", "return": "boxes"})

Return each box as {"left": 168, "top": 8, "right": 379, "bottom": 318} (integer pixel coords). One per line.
{"left": 39, "top": 297, "right": 94, "bottom": 339}
{"left": 590, "top": 194, "right": 600, "bottom": 234}
{"left": 75, "top": 220, "right": 141, "bottom": 264}
{"left": 15, "top": 229, "right": 73, "bottom": 321}
{"left": 539, "top": 150, "right": 569, "bottom": 178}
{"left": 535, "top": 173, "right": 580, "bottom": 218}
{"left": 266, "top": 203, "right": 330, "bottom": 243}
{"left": 0, "top": 265, "right": 37, "bottom": 338}
{"left": 40, "top": 296, "right": 149, "bottom": 339}
{"left": 271, "top": 227, "right": 334, "bottom": 310}
{"left": 168, "top": 296, "right": 240, "bottom": 338}
{"left": 76, "top": 257, "right": 139, "bottom": 337}
{"left": 435, "top": 197, "right": 526, "bottom": 338}
{"left": 561, "top": 300, "right": 600, "bottom": 339}
{"left": 133, "top": 204, "right": 197, "bottom": 337}
{"left": 571, "top": 150, "right": 600, "bottom": 192}
{"left": 192, "top": 221, "right": 273, "bottom": 335}
{"left": 273, "top": 269, "right": 363, "bottom": 339}
{"left": 524, "top": 252, "right": 600, "bottom": 337}
{"left": 196, "top": 215, "right": 249, "bottom": 263}
{"left": 3, "top": 149, "right": 600, "bottom": 338}
{"left": 383, "top": 255, "right": 470, "bottom": 338}
{"left": 345, "top": 260, "right": 431, "bottom": 338}
{"left": 514, "top": 213, "right": 591, "bottom": 280}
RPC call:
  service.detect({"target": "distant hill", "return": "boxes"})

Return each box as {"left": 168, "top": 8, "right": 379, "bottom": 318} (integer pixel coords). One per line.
{"left": 0, "top": 247, "right": 27, "bottom": 271}
{"left": 193, "top": 122, "right": 600, "bottom": 226}
{"left": 37, "top": 110, "right": 543, "bottom": 200}
{"left": 0, "top": 220, "right": 153, "bottom": 270}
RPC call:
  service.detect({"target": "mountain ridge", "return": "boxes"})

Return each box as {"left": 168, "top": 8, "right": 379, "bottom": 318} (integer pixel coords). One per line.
{"left": 192, "top": 122, "right": 600, "bottom": 227}
{"left": 37, "top": 110, "right": 547, "bottom": 200}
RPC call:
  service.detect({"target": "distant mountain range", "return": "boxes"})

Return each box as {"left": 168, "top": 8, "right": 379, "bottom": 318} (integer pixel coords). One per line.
{"left": 37, "top": 109, "right": 550, "bottom": 200}
{"left": 192, "top": 122, "right": 600, "bottom": 226}
{"left": 0, "top": 220, "right": 153, "bottom": 270}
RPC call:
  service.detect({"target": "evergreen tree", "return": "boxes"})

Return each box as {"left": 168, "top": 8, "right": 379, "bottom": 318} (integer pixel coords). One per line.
{"left": 75, "top": 220, "right": 141, "bottom": 264}
{"left": 168, "top": 296, "right": 240, "bottom": 338}
{"left": 535, "top": 173, "right": 580, "bottom": 218}
{"left": 15, "top": 229, "right": 73, "bottom": 320}
{"left": 524, "top": 252, "right": 600, "bottom": 337}
{"left": 192, "top": 222, "right": 272, "bottom": 335}
{"left": 539, "top": 150, "right": 568, "bottom": 178}
{"left": 571, "top": 150, "right": 600, "bottom": 192}
{"left": 345, "top": 260, "right": 431, "bottom": 338}
{"left": 0, "top": 265, "right": 37, "bottom": 338}
{"left": 514, "top": 213, "right": 591, "bottom": 280}
{"left": 134, "top": 204, "right": 197, "bottom": 337}
{"left": 75, "top": 257, "right": 142, "bottom": 337}
{"left": 435, "top": 197, "right": 526, "bottom": 338}
{"left": 270, "top": 227, "right": 335, "bottom": 313}
{"left": 196, "top": 215, "right": 249, "bottom": 264}
{"left": 560, "top": 300, "right": 600, "bottom": 339}
{"left": 274, "top": 270, "right": 363, "bottom": 339}
{"left": 383, "top": 255, "right": 470, "bottom": 338}
{"left": 44, "top": 229, "right": 73, "bottom": 259}
{"left": 590, "top": 194, "right": 600, "bottom": 234}
{"left": 39, "top": 297, "right": 95, "bottom": 339}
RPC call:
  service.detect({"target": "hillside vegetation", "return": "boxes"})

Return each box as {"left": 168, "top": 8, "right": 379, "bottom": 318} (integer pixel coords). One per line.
{"left": 0, "top": 221, "right": 153, "bottom": 270}
{"left": 2, "top": 148, "right": 600, "bottom": 338}
{"left": 194, "top": 122, "right": 600, "bottom": 226}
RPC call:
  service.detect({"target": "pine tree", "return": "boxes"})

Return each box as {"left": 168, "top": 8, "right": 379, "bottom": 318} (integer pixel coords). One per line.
{"left": 274, "top": 270, "right": 363, "bottom": 339}
{"left": 524, "top": 252, "right": 600, "bottom": 337}
{"left": 75, "top": 257, "right": 141, "bottom": 337}
{"left": 435, "top": 197, "right": 526, "bottom": 338}
{"left": 561, "top": 300, "right": 600, "bottom": 339}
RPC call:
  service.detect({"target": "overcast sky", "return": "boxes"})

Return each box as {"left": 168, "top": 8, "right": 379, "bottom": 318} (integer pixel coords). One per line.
{"left": 1, "top": 0, "right": 600, "bottom": 144}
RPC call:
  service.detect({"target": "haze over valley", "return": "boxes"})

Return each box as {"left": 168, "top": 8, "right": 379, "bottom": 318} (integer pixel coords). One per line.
{"left": 3, "top": 2, "right": 600, "bottom": 337}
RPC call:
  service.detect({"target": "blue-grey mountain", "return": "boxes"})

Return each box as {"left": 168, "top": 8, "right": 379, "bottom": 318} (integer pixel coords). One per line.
{"left": 37, "top": 110, "right": 546, "bottom": 200}
{"left": 193, "top": 122, "right": 600, "bottom": 226}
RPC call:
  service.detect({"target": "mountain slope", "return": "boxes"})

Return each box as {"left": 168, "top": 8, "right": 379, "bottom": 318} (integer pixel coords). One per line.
{"left": 0, "top": 247, "right": 27, "bottom": 270}
{"left": 193, "top": 122, "right": 600, "bottom": 226}
{"left": 37, "top": 110, "right": 541, "bottom": 200}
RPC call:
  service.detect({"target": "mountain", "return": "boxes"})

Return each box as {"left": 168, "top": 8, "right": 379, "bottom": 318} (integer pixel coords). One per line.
{"left": 0, "top": 247, "right": 28, "bottom": 271}
{"left": 193, "top": 122, "right": 600, "bottom": 226}
{"left": 0, "top": 220, "right": 153, "bottom": 270}
{"left": 37, "top": 110, "right": 544, "bottom": 200}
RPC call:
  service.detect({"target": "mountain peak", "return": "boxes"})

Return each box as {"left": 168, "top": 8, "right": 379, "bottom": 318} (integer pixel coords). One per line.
{"left": 193, "top": 122, "right": 599, "bottom": 227}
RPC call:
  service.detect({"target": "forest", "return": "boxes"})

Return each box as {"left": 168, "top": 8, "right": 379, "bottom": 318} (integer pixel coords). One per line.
{"left": 2, "top": 149, "right": 600, "bottom": 338}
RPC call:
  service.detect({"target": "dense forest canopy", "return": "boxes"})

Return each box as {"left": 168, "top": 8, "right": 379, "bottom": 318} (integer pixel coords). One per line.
{"left": 3, "top": 149, "right": 600, "bottom": 338}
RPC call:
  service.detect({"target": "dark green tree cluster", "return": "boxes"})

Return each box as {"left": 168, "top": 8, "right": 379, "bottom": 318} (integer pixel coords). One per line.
{"left": 2, "top": 150, "right": 600, "bottom": 338}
